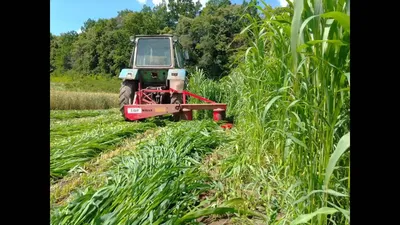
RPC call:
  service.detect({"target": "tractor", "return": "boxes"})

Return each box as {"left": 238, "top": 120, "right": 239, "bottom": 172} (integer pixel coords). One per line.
{"left": 118, "top": 34, "right": 227, "bottom": 122}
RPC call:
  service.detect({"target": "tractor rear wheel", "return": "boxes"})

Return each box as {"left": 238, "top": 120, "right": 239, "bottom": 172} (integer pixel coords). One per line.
{"left": 119, "top": 81, "right": 137, "bottom": 120}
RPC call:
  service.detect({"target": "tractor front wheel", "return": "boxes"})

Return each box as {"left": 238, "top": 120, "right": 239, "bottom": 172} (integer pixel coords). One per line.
{"left": 119, "top": 81, "right": 137, "bottom": 120}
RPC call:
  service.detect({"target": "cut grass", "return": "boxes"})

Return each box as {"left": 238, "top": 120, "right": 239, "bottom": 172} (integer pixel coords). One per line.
{"left": 50, "top": 120, "right": 230, "bottom": 224}
{"left": 50, "top": 108, "right": 118, "bottom": 120}
{"left": 50, "top": 90, "right": 118, "bottom": 110}
{"left": 50, "top": 128, "right": 162, "bottom": 209}
{"left": 50, "top": 122, "right": 157, "bottom": 180}
{"left": 50, "top": 109, "right": 162, "bottom": 181}
{"left": 50, "top": 113, "right": 124, "bottom": 142}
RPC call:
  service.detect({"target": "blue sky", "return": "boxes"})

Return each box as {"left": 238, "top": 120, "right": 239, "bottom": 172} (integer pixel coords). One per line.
{"left": 50, "top": 0, "right": 287, "bottom": 35}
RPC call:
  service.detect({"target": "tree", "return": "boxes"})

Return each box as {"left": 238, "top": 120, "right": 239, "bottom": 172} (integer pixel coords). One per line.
{"left": 51, "top": 31, "right": 78, "bottom": 72}
{"left": 176, "top": 3, "right": 249, "bottom": 78}
{"left": 167, "top": 0, "right": 201, "bottom": 27}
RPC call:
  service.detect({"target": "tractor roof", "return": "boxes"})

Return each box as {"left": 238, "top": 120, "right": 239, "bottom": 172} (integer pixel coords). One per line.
{"left": 135, "top": 34, "right": 174, "bottom": 38}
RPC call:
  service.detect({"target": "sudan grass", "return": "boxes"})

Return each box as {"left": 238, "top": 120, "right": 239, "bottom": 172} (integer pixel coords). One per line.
{"left": 194, "top": 0, "right": 350, "bottom": 224}
{"left": 50, "top": 90, "right": 118, "bottom": 110}
{"left": 187, "top": 68, "right": 225, "bottom": 120}
{"left": 50, "top": 118, "right": 158, "bottom": 180}
{"left": 50, "top": 121, "right": 232, "bottom": 224}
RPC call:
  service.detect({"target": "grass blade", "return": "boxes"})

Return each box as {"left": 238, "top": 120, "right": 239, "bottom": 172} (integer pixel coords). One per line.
{"left": 291, "top": 207, "right": 338, "bottom": 225}
{"left": 321, "top": 11, "right": 350, "bottom": 32}
{"left": 324, "top": 132, "right": 350, "bottom": 188}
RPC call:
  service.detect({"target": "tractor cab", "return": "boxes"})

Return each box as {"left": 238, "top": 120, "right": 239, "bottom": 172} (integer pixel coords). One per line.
{"left": 129, "top": 35, "right": 188, "bottom": 69}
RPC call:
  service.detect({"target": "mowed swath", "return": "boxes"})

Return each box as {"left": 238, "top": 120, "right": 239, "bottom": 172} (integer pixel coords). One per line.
{"left": 50, "top": 121, "right": 228, "bottom": 224}
{"left": 50, "top": 109, "right": 157, "bottom": 181}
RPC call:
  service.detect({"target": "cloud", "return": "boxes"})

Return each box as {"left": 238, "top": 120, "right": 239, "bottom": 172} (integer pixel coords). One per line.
{"left": 76, "top": 28, "right": 82, "bottom": 34}
{"left": 152, "top": 0, "right": 163, "bottom": 5}
{"left": 199, "top": 0, "right": 208, "bottom": 9}
{"left": 278, "top": 0, "right": 289, "bottom": 7}
{"left": 137, "top": 0, "right": 147, "bottom": 4}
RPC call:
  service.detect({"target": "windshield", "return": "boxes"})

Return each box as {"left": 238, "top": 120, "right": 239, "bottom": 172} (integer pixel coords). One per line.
{"left": 135, "top": 38, "right": 171, "bottom": 66}
{"left": 175, "top": 44, "right": 184, "bottom": 68}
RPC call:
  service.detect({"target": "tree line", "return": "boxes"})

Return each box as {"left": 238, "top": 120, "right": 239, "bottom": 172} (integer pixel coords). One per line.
{"left": 50, "top": 0, "right": 266, "bottom": 79}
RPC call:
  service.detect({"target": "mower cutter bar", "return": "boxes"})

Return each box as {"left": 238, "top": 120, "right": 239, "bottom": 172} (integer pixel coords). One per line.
{"left": 124, "top": 103, "right": 227, "bottom": 121}
{"left": 124, "top": 88, "right": 227, "bottom": 121}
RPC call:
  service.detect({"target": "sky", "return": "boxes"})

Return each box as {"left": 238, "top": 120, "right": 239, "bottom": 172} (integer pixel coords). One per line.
{"left": 50, "top": 0, "right": 288, "bottom": 36}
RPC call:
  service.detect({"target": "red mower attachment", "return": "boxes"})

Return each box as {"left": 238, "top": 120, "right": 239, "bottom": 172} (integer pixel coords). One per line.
{"left": 220, "top": 123, "right": 233, "bottom": 129}
{"left": 124, "top": 88, "right": 227, "bottom": 121}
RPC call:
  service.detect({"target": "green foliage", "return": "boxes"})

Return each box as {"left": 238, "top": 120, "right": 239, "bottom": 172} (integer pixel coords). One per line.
{"left": 176, "top": 3, "right": 250, "bottom": 78}
{"left": 189, "top": 0, "right": 350, "bottom": 224}
{"left": 168, "top": 0, "right": 201, "bottom": 26}
{"left": 50, "top": 31, "right": 78, "bottom": 72}
{"left": 187, "top": 68, "right": 225, "bottom": 119}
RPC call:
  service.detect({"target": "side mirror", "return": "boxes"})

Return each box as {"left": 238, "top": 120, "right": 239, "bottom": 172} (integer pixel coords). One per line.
{"left": 184, "top": 50, "right": 189, "bottom": 60}
{"left": 129, "top": 47, "right": 135, "bottom": 67}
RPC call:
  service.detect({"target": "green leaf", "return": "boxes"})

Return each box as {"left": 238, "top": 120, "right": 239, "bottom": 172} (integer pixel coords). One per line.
{"left": 321, "top": 11, "right": 350, "bottom": 32}
{"left": 241, "top": 24, "right": 253, "bottom": 35}
{"left": 287, "top": 133, "right": 307, "bottom": 149}
{"left": 324, "top": 132, "right": 350, "bottom": 188}
{"left": 291, "top": 207, "right": 338, "bottom": 225}
{"left": 290, "top": 0, "right": 304, "bottom": 70}
{"left": 221, "top": 198, "right": 246, "bottom": 207}
{"left": 345, "top": 72, "right": 350, "bottom": 85}
{"left": 294, "top": 189, "right": 348, "bottom": 205}
{"left": 262, "top": 96, "right": 282, "bottom": 123}
{"left": 177, "top": 207, "right": 236, "bottom": 223}
{"left": 297, "top": 40, "right": 347, "bottom": 52}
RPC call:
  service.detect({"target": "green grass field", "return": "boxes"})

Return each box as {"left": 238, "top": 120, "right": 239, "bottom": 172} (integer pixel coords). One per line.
{"left": 50, "top": 1, "right": 350, "bottom": 224}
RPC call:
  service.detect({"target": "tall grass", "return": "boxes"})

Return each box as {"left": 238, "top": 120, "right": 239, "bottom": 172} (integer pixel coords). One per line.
{"left": 187, "top": 68, "right": 225, "bottom": 119}
{"left": 194, "top": 0, "right": 350, "bottom": 224}
{"left": 51, "top": 90, "right": 118, "bottom": 110}
{"left": 50, "top": 72, "right": 122, "bottom": 93}
{"left": 50, "top": 121, "right": 228, "bottom": 224}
